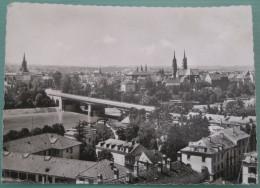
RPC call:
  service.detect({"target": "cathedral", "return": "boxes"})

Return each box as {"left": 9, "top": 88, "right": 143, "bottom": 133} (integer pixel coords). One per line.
{"left": 5, "top": 53, "right": 32, "bottom": 88}
{"left": 172, "top": 51, "right": 200, "bottom": 84}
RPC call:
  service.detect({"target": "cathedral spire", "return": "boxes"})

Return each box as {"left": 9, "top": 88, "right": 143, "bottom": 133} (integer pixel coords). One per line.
{"left": 182, "top": 50, "right": 187, "bottom": 70}
{"left": 20, "top": 53, "right": 29, "bottom": 72}
{"left": 172, "top": 51, "right": 177, "bottom": 78}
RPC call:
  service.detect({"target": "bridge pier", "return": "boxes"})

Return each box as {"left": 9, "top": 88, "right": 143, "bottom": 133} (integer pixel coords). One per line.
{"left": 51, "top": 96, "right": 63, "bottom": 111}
{"left": 88, "top": 104, "right": 92, "bottom": 125}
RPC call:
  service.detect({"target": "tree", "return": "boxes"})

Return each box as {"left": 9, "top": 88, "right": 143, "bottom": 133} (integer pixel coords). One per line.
{"left": 53, "top": 71, "right": 62, "bottom": 88}
{"left": 98, "top": 150, "right": 113, "bottom": 160}
{"left": 42, "top": 125, "right": 53, "bottom": 133}
{"left": 52, "top": 123, "right": 65, "bottom": 136}
{"left": 61, "top": 74, "right": 71, "bottom": 93}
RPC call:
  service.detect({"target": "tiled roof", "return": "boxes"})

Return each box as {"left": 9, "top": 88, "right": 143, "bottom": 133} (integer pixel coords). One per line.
{"left": 181, "top": 133, "right": 236, "bottom": 155}
{"left": 125, "top": 71, "right": 151, "bottom": 76}
{"left": 77, "top": 159, "right": 130, "bottom": 181}
{"left": 142, "top": 150, "right": 163, "bottom": 164}
{"left": 96, "top": 139, "right": 147, "bottom": 156}
{"left": 178, "top": 69, "right": 200, "bottom": 76}
{"left": 4, "top": 133, "right": 81, "bottom": 154}
{"left": 207, "top": 73, "right": 228, "bottom": 80}
{"left": 135, "top": 161, "right": 206, "bottom": 184}
{"left": 2, "top": 152, "right": 96, "bottom": 179}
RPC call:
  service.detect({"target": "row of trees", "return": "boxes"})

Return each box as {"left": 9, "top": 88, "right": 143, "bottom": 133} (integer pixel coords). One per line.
{"left": 3, "top": 123, "right": 65, "bottom": 142}
{"left": 4, "top": 85, "right": 56, "bottom": 109}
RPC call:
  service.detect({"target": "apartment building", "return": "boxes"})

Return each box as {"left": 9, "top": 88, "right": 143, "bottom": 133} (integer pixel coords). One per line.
{"left": 179, "top": 127, "right": 250, "bottom": 181}
{"left": 242, "top": 152, "right": 258, "bottom": 184}
{"left": 3, "top": 133, "right": 81, "bottom": 159}
{"left": 96, "top": 139, "right": 148, "bottom": 167}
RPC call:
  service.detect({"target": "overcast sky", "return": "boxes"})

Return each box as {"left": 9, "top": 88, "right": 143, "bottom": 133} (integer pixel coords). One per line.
{"left": 5, "top": 3, "right": 254, "bottom": 68}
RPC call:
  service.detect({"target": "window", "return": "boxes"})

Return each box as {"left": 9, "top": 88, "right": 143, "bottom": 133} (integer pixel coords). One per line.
{"left": 66, "top": 148, "right": 69, "bottom": 153}
{"left": 187, "top": 155, "right": 190, "bottom": 160}
{"left": 221, "top": 163, "right": 223, "bottom": 169}
{"left": 248, "top": 178, "right": 256, "bottom": 184}
{"left": 248, "top": 167, "right": 257, "bottom": 174}
{"left": 202, "top": 157, "right": 206, "bottom": 162}
{"left": 70, "top": 147, "right": 73, "bottom": 153}
{"left": 221, "top": 154, "right": 223, "bottom": 159}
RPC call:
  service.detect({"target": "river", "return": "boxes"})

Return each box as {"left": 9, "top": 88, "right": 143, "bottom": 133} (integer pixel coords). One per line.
{"left": 3, "top": 111, "right": 96, "bottom": 134}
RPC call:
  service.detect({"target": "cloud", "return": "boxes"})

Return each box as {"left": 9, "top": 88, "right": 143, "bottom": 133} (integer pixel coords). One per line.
{"left": 102, "top": 35, "right": 117, "bottom": 43}
{"left": 159, "top": 39, "right": 174, "bottom": 49}
{"left": 140, "top": 44, "right": 156, "bottom": 55}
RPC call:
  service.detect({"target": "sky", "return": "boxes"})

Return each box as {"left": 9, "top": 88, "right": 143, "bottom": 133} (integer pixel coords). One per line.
{"left": 5, "top": 3, "right": 254, "bottom": 68}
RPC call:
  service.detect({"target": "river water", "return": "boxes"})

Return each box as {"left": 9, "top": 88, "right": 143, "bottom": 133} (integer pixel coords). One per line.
{"left": 3, "top": 111, "right": 95, "bottom": 134}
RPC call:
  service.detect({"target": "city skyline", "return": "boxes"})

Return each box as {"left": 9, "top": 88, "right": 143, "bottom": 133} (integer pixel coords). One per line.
{"left": 5, "top": 3, "right": 254, "bottom": 67}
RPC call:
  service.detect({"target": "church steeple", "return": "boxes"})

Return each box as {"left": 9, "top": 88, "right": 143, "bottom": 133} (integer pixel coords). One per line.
{"left": 20, "top": 53, "right": 29, "bottom": 72}
{"left": 172, "top": 51, "right": 177, "bottom": 78}
{"left": 182, "top": 50, "right": 187, "bottom": 69}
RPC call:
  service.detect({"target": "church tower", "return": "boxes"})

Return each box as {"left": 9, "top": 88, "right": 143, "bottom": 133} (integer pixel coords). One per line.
{"left": 20, "top": 53, "right": 29, "bottom": 72}
{"left": 172, "top": 51, "right": 177, "bottom": 78}
{"left": 182, "top": 50, "right": 187, "bottom": 70}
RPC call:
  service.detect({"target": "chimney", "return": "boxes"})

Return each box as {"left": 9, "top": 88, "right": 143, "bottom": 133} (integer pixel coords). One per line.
{"left": 144, "top": 161, "right": 149, "bottom": 171}
{"left": 177, "top": 151, "right": 182, "bottom": 161}
{"left": 134, "top": 161, "right": 139, "bottom": 177}
{"left": 125, "top": 171, "right": 131, "bottom": 183}
{"left": 162, "top": 154, "right": 167, "bottom": 165}
{"left": 157, "top": 161, "right": 163, "bottom": 173}
{"left": 113, "top": 168, "right": 119, "bottom": 179}
{"left": 97, "top": 173, "right": 103, "bottom": 184}
{"left": 110, "top": 158, "right": 114, "bottom": 168}
{"left": 167, "top": 158, "right": 172, "bottom": 170}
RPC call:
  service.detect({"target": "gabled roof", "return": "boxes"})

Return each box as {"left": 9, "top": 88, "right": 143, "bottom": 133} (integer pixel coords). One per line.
{"left": 77, "top": 159, "right": 130, "bottom": 180}
{"left": 2, "top": 152, "right": 96, "bottom": 179}
{"left": 141, "top": 150, "right": 163, "bottom": 164}
{"left": 4, "top": 133, "right": 81, "bottom": 154}
{"left": 96, "top": 139, "right": 147, "bottom": 156}
{"left": 125, "top": 71, "right": 151, "bottom": 76}
{"left": 178, "top": 69, "right": 200, "bottom": 76}
{"left": 121, "top": 116, "right": 130, "bottom": 124}
{"left": 207, "top": 73, "right": 228, "bottom": 80}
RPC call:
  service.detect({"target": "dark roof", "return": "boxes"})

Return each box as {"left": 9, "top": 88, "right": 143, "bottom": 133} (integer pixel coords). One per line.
{"left": 125, "top": 71, "right": 151, "bottom": 76}
{"left": 96, "top": 139, "right": 148, "bottom": 156}
{"left": 2, "top": 152, "right": 96, "bottom": 179}
{"left": 135, "top": 161, "right": 206, "bottom": 184}
{"left": 207, "top": 73, "right": 228, "bottom": 80}
{"left": 142, "top": 150, "right": 163, "bottom": 164}
{"left": 77, "top": 159, "right": 130, "bottom": 181}
{"left": 178, "top": 69, "right": 200, "bottom": 76}
{"left": 4, "top": 133, "right": 81, "bottom": 154}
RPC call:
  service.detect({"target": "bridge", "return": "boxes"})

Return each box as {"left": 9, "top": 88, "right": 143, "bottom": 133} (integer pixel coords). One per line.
{"left": 45, "top": 89, "right": 155, "bottom": 114}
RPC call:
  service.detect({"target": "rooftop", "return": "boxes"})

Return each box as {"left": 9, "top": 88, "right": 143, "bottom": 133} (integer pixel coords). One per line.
{"left": 4, "top": 133, "right": 82, "bottom": 154}
{"left": 2, "top": 152, "right": 96, "bottom": 179}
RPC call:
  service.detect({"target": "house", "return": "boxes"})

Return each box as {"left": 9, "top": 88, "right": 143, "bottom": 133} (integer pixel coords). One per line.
{"left": 138, "top": 150, "right": 163, "bottom": 165}
{"left": 125, "top": 71, "right": 151, "bottom": 82}
{"left": 76, "top": 159, "right": 131, "bottom": 184}
{"left": 3, "top": 133, "right": 81, "bottom": 159}
{"left": 242, "top": 152, "right": 258, "bottom": 184}
{"left": 205, "top": 73, "right": 229, "bottom": 90}
{"left": 179, "top": 127, "right": 250, "bottom": 181}
{"left": 2, "top": 151, "right": 96, "bottom": 184}
{"left": 96, "top": 139, "right": 148, "bottom": 167}
{"left": 106, "top": 157, "right": 207, "bottom": 184}
{"left": 120, "top": 81, "right": 136, "bottom": 92}
{"left": 2, "top": 152, "right": 131, "bottom": 184}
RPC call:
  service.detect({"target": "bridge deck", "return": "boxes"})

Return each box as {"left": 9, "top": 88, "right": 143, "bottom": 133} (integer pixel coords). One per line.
{"left": 45, "top": 89, "right": 155, "bottom": 112}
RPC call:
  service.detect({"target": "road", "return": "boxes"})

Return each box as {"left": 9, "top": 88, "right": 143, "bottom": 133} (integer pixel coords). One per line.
{"left": 105, "top": 123, "right": 119, "bottom": 140}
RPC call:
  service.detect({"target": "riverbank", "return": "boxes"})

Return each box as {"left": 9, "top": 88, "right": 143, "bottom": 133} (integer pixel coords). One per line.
{"left": 3, "top": 107, "right": 60, "bottom": 116}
